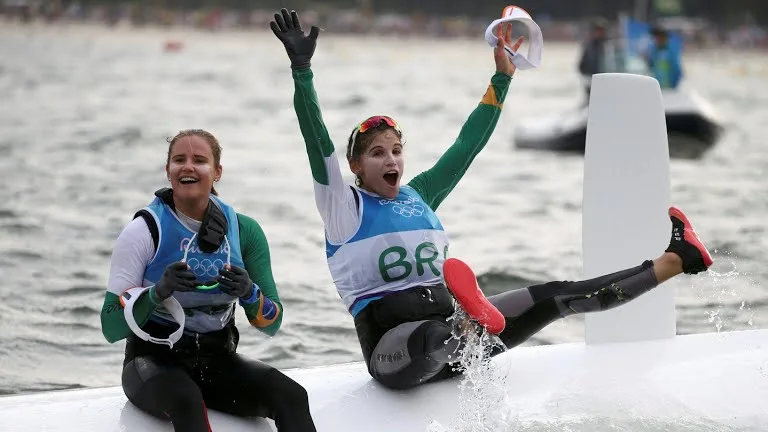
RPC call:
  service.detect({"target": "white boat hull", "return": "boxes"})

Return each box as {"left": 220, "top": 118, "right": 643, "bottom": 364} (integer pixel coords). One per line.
{"left": 1, "top": 329, "right": 766, "bottom": 431}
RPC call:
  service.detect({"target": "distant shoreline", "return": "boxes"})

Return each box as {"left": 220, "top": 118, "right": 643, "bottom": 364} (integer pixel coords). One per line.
{"left": 6, "top": 15, "right": 768, "bottom": 56}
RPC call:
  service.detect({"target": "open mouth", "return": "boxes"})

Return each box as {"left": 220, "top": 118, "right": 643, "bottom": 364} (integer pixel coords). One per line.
{"left": 179, "top": 176, "right": 199, "bottom": 185}
{"left": 383, "top": 172, "right": 399, "bottom": 187}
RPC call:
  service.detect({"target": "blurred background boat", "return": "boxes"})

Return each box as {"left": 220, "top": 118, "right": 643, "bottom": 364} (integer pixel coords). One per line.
{"left": 514, "top": 2, "right": 726, "bottom": 159}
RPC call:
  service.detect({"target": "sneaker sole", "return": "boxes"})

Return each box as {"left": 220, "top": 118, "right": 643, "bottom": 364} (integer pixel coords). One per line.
{"left": 443, "top": 258, "right": 505, "bottom": 334}
{"left": 669, "top": 206, "right": 714, "bottom": 268}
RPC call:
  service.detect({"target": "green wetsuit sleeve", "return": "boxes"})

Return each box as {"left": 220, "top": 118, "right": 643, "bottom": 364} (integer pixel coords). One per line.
{"left": 408, "top": 72, "right": 512, "bottom": 210}
{"left": 237, "top": 213, "right": 283, "bottom": 337}
{"left": 100, "top": 288, "right": 160, "bottom": 343}
{"left": 292, "top": 67, "right": 336, "bottom": 185}
{"left": 291, "top": 67, "right": 360, "bottom": 243}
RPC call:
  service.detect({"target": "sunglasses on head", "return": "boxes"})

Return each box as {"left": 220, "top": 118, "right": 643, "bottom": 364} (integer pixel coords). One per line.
{"left": 348, "top": 116, "right": 401, "bottom": 158}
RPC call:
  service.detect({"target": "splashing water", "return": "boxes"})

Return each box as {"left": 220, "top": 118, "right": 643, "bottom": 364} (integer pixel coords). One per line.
{"left": 693, "top": 250, "right": 756, "bottom": 332}
{"left": 427, "top": 309, "right": 512, "bottom": 432}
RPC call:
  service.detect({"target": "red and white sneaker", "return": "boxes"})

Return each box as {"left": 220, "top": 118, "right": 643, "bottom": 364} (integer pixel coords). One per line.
{"left": 443, "top": 258, "right": 505, "bottom": 335}
{"left": 666, "top": 206, "right": 714, "bottom": 275}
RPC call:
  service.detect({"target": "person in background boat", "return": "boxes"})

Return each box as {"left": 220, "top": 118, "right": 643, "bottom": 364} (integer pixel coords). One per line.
{"left": 100, "top": 129, "right": 317, "bottom": 432}
{"left": 578, "top": 18, "right": 609, "bottom": 101}
{"left": 271, "top": 8, "right": 714, "bottom": 391}
{"left": 645, "top": 25, "right": 683, "bottom": 89}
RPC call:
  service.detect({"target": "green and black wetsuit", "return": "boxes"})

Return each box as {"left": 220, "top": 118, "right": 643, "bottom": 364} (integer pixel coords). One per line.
{"left": 101, "top": 193, "right": 316, "bottom": 432}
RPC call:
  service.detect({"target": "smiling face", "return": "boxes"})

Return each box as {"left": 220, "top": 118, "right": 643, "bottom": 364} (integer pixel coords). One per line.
{"left": 165, "top": 132, "right": 222, "bottom": 205}
{"left": 349, "top": 128, "right": 404, "bottom": 199}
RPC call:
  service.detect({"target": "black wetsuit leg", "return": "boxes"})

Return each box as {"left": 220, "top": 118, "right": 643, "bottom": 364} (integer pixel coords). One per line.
{"left": 195, "top": 353, "right": 317, "bottom": 432}
{"left": 122, "top": 356, "right": 212, "bottom": 432}
{"left": 352, "top": 262, "right": 658, "bottom": 390}
{"left": 353, "top": 285, "right": 462, "bottom": 390}
{"left": 489, "top": 260, "right": 658, "bottom": 349}
{"left": 121, "top": 321, "right": 316, "bottom": 432}
{"left": 366, "top": 319, "right": 461, "bottom": 390}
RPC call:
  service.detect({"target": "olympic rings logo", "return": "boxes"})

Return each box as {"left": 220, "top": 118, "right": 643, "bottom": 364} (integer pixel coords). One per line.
{"left": 392, "top": 205, "right": 424, "bottom": 217}
{"left": 186, "top": 258, "right": 225, "bottom": 278}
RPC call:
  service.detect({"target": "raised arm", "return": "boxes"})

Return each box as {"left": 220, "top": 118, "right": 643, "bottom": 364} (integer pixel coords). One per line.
{"left": 272, "top": 8, "right": 359, "bottom": 243}
{"left": 409, "top": 29, "right": 523, "bottom": 210}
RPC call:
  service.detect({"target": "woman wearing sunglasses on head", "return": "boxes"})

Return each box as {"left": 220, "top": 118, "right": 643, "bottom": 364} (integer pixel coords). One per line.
{"left": 100, "top": 129, "right": 317, "bottom": 432}
{"left": 271, "top": 9, "right": 713, "bottom": 391}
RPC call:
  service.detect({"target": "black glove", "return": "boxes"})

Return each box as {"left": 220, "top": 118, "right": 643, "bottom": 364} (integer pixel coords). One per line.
{"left": 270, "top": 8, "right": 319, "bottom": 70}
{"left": 217, "top": 265, "right": 255, "bottom": 299}
{"left": 154, "top": 261, "right": 198, "bottom": 301}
